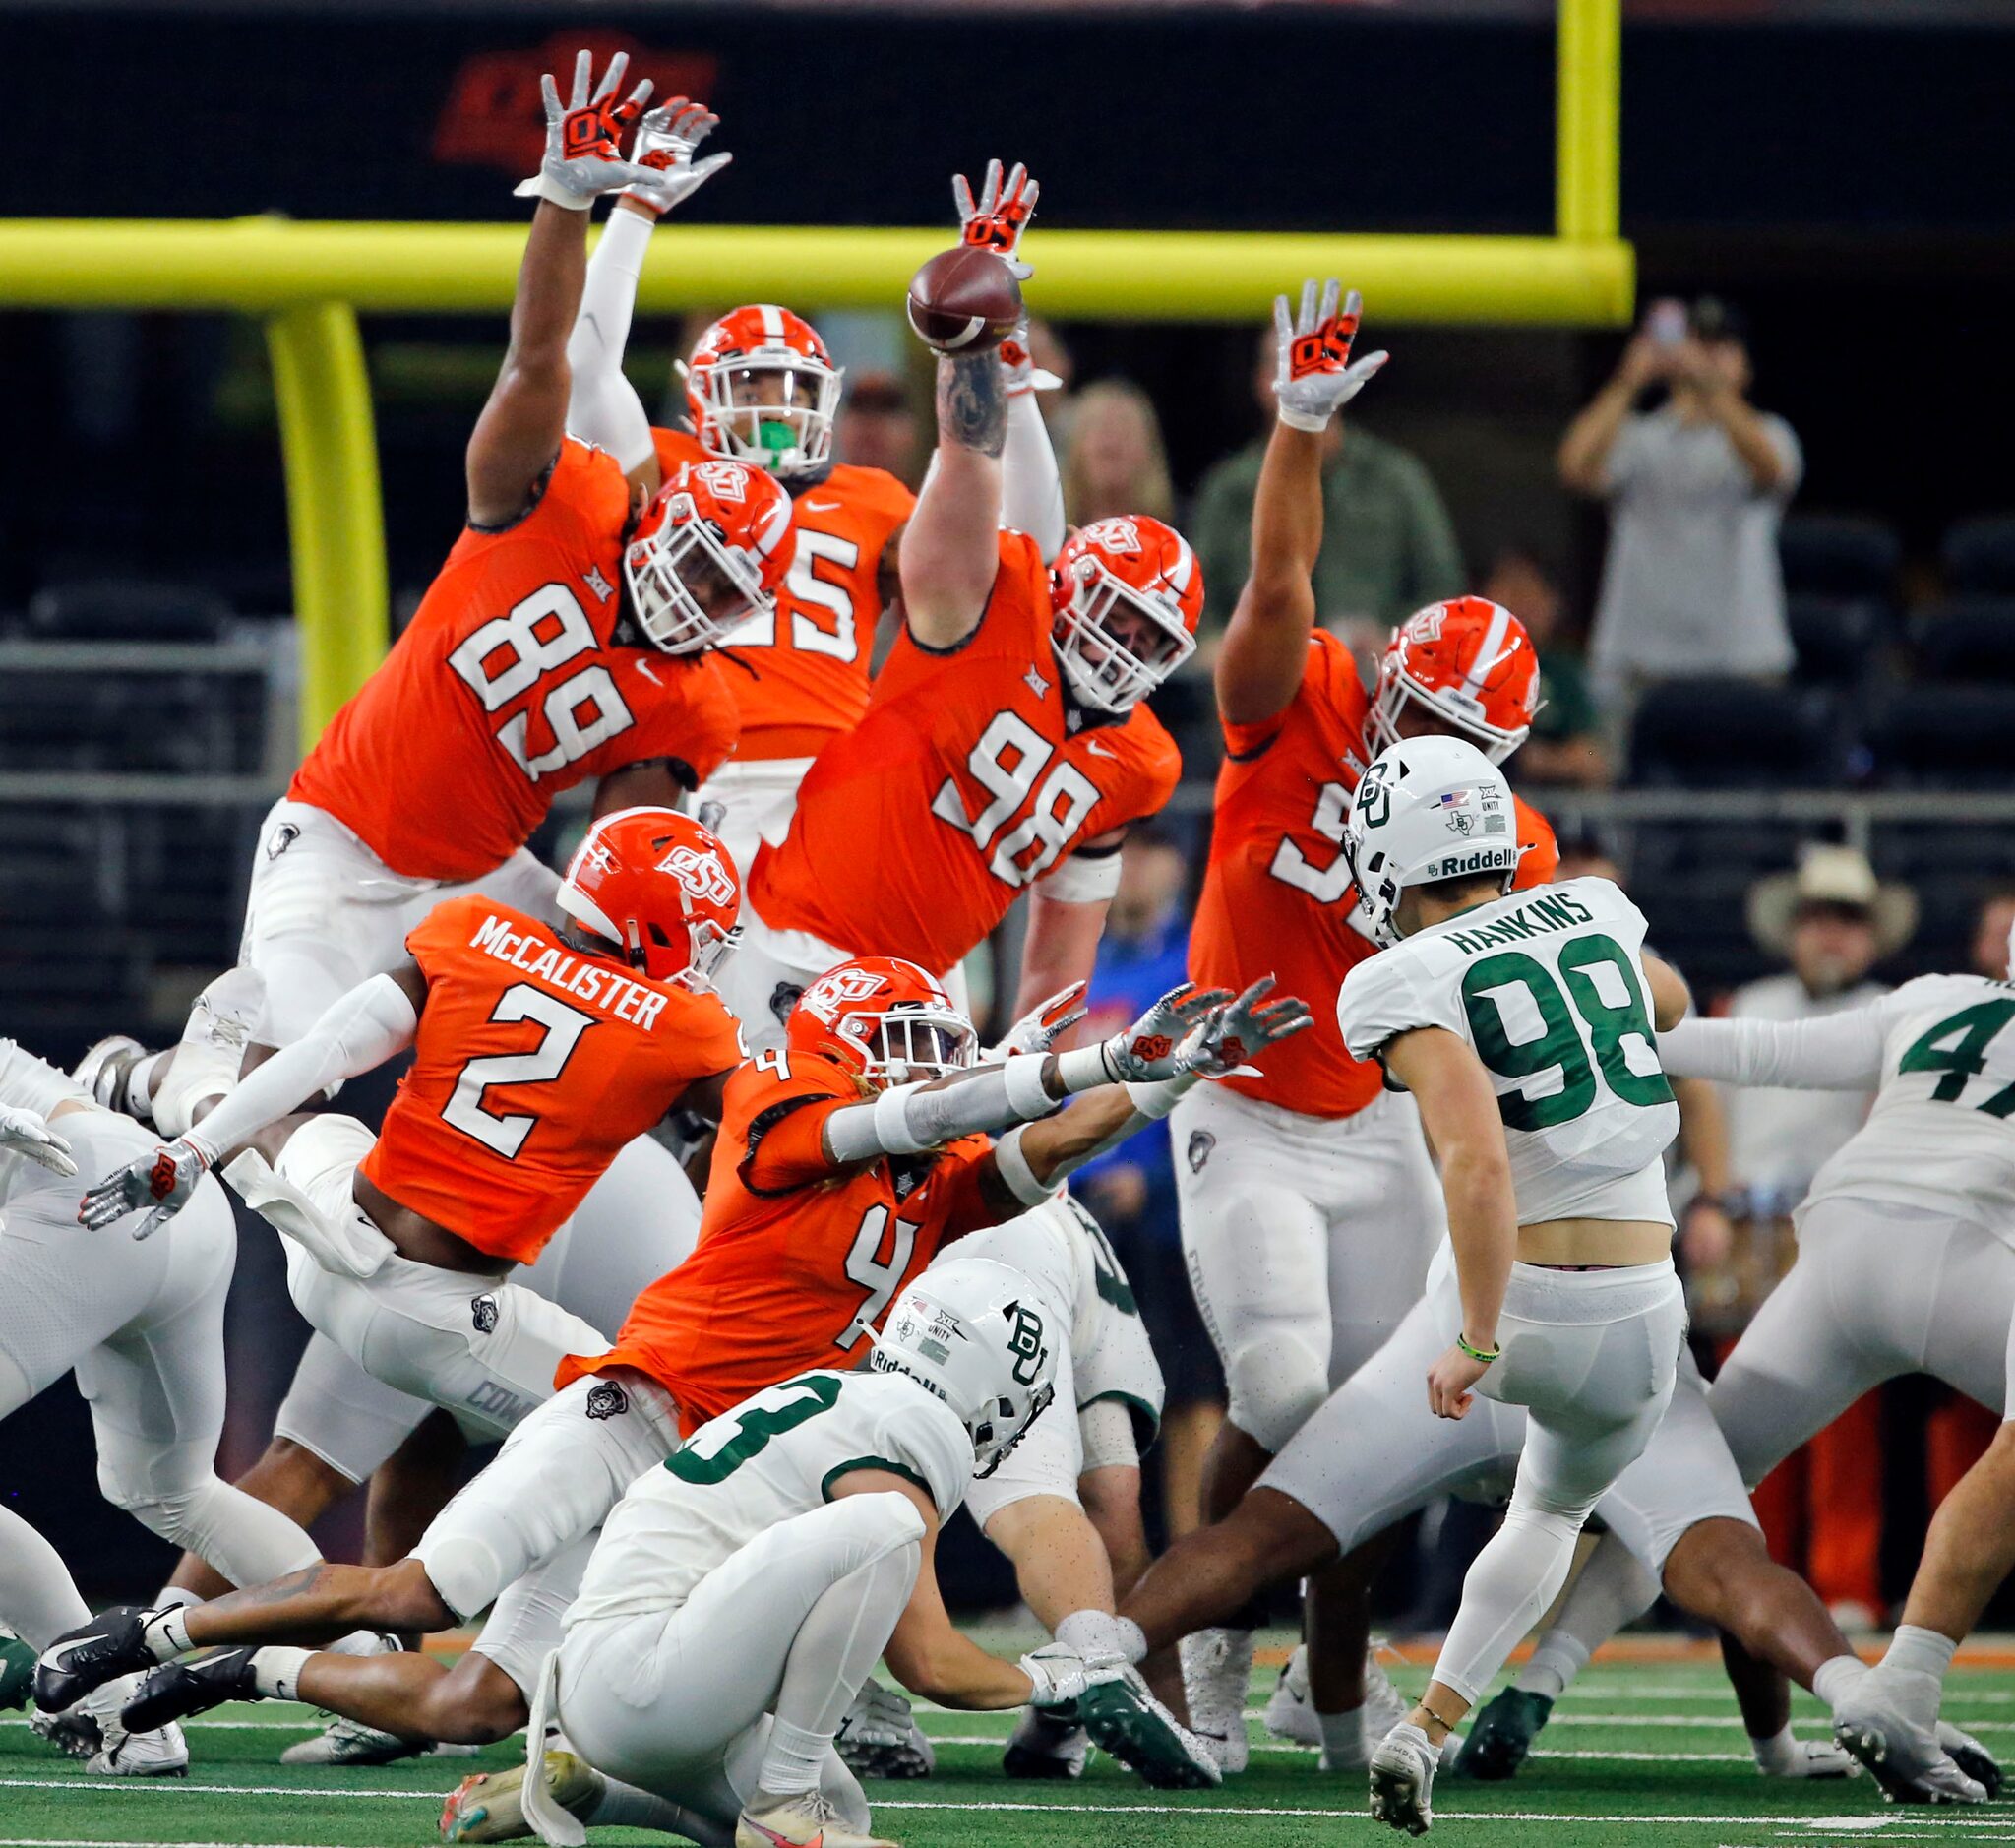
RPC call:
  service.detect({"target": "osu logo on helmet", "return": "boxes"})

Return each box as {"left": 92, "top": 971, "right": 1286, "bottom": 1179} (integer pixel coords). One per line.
{"left": 1050, "top": 516, "right": 1203, "bottom": 713}
{"left": 624, "top": 460, "right": 794, "bottom": 657}
{"left": 559, "top": 807, "right": 743, "bottom": 990}
{"left": 684, "top": 305, "right": 843, "bottom": 482}
{"left": 1366, "top": 595, "right": 1542, "bottom": 766}
{"left": 787, "top": 956, "right": 978, "bottom": 1087}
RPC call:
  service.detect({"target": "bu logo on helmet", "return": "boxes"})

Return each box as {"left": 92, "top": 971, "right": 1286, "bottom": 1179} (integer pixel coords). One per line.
{"left": 1078, "top": 517, "right": 1143, "bottom": 556}
{"left": 693, "top": 460, "right": 750, "bottom": 503}
{"left": 658, "top": 843, "right": 736, "bottom": 908}
{"left": 801, "top": 966, "right": 888, "bottom": 1022}
{"left": 1007, "top": 1302, "right": 1048, "bottom": 1386}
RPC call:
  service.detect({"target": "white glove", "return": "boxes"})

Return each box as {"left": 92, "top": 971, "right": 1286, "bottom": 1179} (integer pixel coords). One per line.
{"left": 1180, "top": 976, "right": 1315, "bottom": 1079}
{"left": 1084, "top": 983, "right": 1231, "bottom": 1085}
{"left": 0, "top": 1104, "right": 75, "bottom": 1177}
{"left": 982, "top": 981, "right": 1087, "bottom": 1063}
{"left": 514, "top": 50, "right": 662, "bottom": 211}
{"left": 1273, "top": 278, "right": 1388, "bottom": 433}
{"left": 1019, "top": 1642, "right": 1091, "bottom": 1709}
{"left": 953, "top": 158, "right": 1040, "bottom": 279}
{"left": 999, "top": 316, "right": 1064, "bottom": 400}
{"left": 836, "top": 1678, "right": 917, "bottom": 1751}
{"left": 623, "top": 95, "right": 732, "bottom": 216}
{"left": 77, "top": 1131, "right": 217, "bottom": 1239}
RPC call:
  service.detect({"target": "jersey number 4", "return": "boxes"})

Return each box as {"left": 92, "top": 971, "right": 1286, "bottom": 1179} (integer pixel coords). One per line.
{"left": 933, "top": 710, "right": 1102, "bottom": 889}
{"left": 1900, "top": 999, "right": 2015, "bottom": 1117}
{"left": 442, "top": 983, "right": 597, "bottom": 1158}
{"left": 448, "top": 584, "right": 635, "bottom": 782}
{"left": 838, "top": 1204, "right": 916, "bottom": 1352}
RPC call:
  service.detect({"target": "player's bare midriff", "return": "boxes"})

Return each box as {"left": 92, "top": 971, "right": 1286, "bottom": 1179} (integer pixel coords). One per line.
{"left": 352, "top": 1167, "right": 512, "bottom": 1276}
{"left": 1515, "top": 1218, "right": 1673, "bottom": 1269}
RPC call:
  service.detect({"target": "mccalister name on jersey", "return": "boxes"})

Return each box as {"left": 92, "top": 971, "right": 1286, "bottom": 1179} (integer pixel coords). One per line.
{"left": 467, "top": 911, "right": 668, "bottom": 1030}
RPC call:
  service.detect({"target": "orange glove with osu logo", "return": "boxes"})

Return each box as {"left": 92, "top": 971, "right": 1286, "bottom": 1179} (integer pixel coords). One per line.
{"left": 515, "top": 49, "right": 662, "bottom": 211}
{"left": 1273, "top": 277, "right": 1389, "bottom": 432}
{"left": 954, "top": 158, "right": 1041, "bottom": 279}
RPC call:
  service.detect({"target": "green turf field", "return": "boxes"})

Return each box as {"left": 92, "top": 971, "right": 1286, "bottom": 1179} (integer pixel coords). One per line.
{"left": 7, "top": 1641, "right": 2015, "bottom": 1848}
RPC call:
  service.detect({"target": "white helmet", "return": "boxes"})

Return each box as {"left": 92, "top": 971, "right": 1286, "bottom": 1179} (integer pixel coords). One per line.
{"left": 870, "top": 1259, "right": 1057, "bottom": 1478}
{"left": 1344, "top": 734, "right": 1525, "bottom": 946}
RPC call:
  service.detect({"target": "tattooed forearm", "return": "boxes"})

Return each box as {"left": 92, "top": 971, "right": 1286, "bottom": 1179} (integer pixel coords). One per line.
{"left": 937, "top": 353, "right": 1008, "bottom": 458}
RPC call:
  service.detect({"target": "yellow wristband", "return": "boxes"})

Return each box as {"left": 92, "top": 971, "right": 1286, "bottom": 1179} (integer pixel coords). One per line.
{"left": 1456, "top": 1332, "right": 1501, "bottom": 1365}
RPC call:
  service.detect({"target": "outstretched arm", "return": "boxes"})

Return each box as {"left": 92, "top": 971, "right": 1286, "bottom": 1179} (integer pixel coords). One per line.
{"left": 466, "top": 50, "right": 660, "bottom": 527}
{"left": 1216, "top": 281, "right": 1386, "bottom": 727}
{"left": 1659, "top": 1006, "right": 1889, "bottom": 1092}
{"left": 900, "top": 350, "right": 1009, "bottom": 647}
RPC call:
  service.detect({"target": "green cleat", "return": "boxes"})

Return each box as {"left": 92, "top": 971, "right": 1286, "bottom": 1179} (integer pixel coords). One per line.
{"left": 0, "top": 1634, "right": 34, "bottom": 1712}
{"left": 1452, "top": 1687, "right": 1554, "bottom": 1781}
{"left": 1077, "top": 1669, "right": 1222, "bottom": 1790}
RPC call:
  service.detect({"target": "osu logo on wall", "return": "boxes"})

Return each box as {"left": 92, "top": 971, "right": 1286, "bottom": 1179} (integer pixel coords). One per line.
{"left": 435, "top": 31, "right": 720, "bottom": 177}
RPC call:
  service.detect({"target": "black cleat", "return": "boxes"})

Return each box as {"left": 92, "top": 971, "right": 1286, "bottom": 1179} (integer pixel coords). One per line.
{"left": 121, "top": 1649, "right": 258, "bottom": 1733}
{"left": 1453, "top": 1687, "right": 1554, "bottom": 1781}
{"left": 35, "top": 1608, "right": 155, "bottom": 1713}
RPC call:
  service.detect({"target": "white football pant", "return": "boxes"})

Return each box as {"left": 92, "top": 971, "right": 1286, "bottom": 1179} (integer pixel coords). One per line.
{"left": 693, "top": 757, "right": 814, "bottom": 884}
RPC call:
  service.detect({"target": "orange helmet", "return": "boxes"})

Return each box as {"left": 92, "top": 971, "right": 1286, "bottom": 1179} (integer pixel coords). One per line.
{"left": 1050, "top": 516, "right": 1203, "bottom": 712}
{"left": 1367, "top": 596, "right": 1542, "bottom": 765}
{"left": 624, "top": 458, "right": 795, "bottom": 655}
{"left": 558, "top": 807, "right": 743, "bottom": 991}
{"left": 786, "top": 957, "right": 978, "bottom": 1088}
{"left": 684, "top": 304, "right": 844, "bottom": 480}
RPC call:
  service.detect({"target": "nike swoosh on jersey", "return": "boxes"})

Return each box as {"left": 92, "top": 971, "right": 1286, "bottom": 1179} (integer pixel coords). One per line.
{"left": 1085, "top": 740, "right": 1118, "bottom": 758}
{"left": 803, "top": 500, "right": 842, "bottom": 512}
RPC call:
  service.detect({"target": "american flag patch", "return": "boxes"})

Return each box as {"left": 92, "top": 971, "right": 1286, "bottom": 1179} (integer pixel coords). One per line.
{"left": 1434, "top": 790, "right": 1474, "bottom": 811}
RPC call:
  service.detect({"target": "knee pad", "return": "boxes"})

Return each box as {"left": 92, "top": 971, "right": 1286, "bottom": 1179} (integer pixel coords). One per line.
{"left": 1224, "top": 1332, "right": 1330, "bottom": 1455}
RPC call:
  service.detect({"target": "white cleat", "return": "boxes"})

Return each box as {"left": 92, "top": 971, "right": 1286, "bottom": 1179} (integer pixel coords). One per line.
{"left": 1179, "top": 1626, "right": 1252, "bottom": 1774}
{"left": 72, "top": 1035, "right": 156, "bottom": 1122}
{"left": 1369, "top": 1720, "right": 1438, "bottom": 1834}
{"left": 281, "top": 1711, "right": 478, "bottom": 1767}
{"left": 1832, "top": 1665, "right": 1985, "bottom": 1805}
{"left": 736, "top": 1789, "right": 898, "bottom": 1848}
{"left": 1003, "top": 1704, "right": 1088, "bottom": 1779}
{"left": 1263, "top": 1644, "right": 1320, "bottom": 1747}
{"left": 1939, "top": 1719, "right": 2003, "bottom": 1797}
{"left": 1762, "top": 1736, "right": 1860, "bottom": 1779}
{"left": 441, "top": 1751, "right": 604, "bottom": 1843}
{"left": 153, "top": 965, "right": 266, "bottom": 1137}
{"left": 836, "top": 1678, "right": 936, "bottom": 1779}
{"left": 68, "top": 1675, "right": 187, "bottom": 1776}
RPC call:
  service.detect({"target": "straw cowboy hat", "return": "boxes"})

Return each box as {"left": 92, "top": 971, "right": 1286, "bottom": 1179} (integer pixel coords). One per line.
{"left": 1747, "top": 844, "right": 1918, "bottom": 959}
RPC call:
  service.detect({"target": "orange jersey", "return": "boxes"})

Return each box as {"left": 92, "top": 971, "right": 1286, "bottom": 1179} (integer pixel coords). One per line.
{"left": 557, "top": 1047, "right": 994, "bottom": 1432}
{"left": 654, "top": 430, "right": 912, "bottom": 762}
{"left": 749, "top": 532, "right": 1183, "bottom": 971}
{"left": 1191, "top": 632, "right": 1559, "bottom": 1119}
{"left": 292, "top": 439, "right": 742, "bottom": 882}
{"left": 360, "top": 894, "right": 747, "bottom": 1264}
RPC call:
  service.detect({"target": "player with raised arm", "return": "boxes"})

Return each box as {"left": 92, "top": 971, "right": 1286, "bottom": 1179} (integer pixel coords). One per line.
{"left": 567, "top": 139, "right": 1065, "bottom": 880}
{"left": 715, "top": 174, "right": 1186, "bottom": 1047}
{"left": 1175, "top": 283, "right": 1559, "bottom": 1773}
{"left": 39, "top": 967, "right": 1308, "bottom": 1785}
{"left": 0, "top": 1045, "right": 321, "bottom": 1776}
{"left": 1456, "top": 934, "right": 2015, "bottom": 1805}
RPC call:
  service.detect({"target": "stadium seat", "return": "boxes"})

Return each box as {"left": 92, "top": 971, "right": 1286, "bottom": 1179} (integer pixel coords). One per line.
{"left": 1941, "top": 516, "right": 2015, "bottom": 595}
{"left": 1912, "top": 597, "right": 2015, "bottom": 683}
{"left": 1627, "top": 679, "right": 1846, "bottom": 787}
{"left": 1786, "top": 595, "right": 1895, "bottom": 686}
{"left": 1866, "top": 684, "right": 2015, "bottom": 787}
{"left": 26, "top": 578, "right": 231, "bottom": 641}
{"left": 1778, "top": 514, "right": 1903, "bottom": 599}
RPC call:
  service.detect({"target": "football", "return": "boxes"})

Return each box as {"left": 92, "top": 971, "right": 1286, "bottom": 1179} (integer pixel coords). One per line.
{"left": 904, "top": 246, "right": 1023, "bottom": 355}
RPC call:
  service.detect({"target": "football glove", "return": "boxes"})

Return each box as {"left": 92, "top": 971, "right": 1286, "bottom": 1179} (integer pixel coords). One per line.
{"left": 514, "top": 50, "right": 661, "bottom": 211}
{"left": 983, "top": 981, "right": 1087, "bottom": 1063}
{"left": 835, "top": 1678, "right": 918, "bottom": 1751}
{"left": 999, "top": 316, "right": 1064, "bottom": 400}
{"left": 954, "top": 159, "right": 1040, "bottom": 279}
{"left": 1095, "top": 983, "right": 1231, "bottom": 1084}
{"left": 1181, "top": 976, "right": 1314, "bottom": 1078}
{"left": 1020, "top": 1642, "right": 1092, "bottom": 1709}
{"left": 0, "top": 1104, "right": 75, "bottom": 1178}
{"left": 78, "top": 1132, "right": 217, "bottom": 1239}
{"left": 1273, "top": 278, "right": 1387, "bottom": 433}
{"left": 623, "top": 95, "right": 732, "bottom": 216}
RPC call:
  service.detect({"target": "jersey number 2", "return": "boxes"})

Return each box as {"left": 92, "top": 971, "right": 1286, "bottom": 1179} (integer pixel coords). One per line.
{"left": 442, "top": 983, "right": 597, "bottom": 1158}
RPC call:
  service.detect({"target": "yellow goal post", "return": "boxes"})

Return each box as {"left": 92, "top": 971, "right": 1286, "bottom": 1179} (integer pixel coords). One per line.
{"left": 0, "top": 0, "right": 1623, "bottom": 751}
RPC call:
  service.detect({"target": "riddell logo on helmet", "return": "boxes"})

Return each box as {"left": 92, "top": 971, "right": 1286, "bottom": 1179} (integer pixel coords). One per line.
{"left": 657, "top": 843, "right": 736, "bottom": 907}
{"left": 801, "top": 966, "right": 887, "bottom": 1022}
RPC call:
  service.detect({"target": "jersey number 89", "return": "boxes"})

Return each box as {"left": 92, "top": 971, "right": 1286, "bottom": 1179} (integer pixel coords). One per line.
{"left": 448, "top": 585, "right": 635, "bottom": 783}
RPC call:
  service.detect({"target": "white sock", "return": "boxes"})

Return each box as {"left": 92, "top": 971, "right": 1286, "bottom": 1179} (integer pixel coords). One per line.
{"left": 1812, "top": 1653, "right": 1867, "bottom": 1709}
{"left": 1514, "top": 1659, "right": 1570, "bottom": 1701}
{"left": 128, "top": 1051, "right": 163, "bottom": 1114}
{"left": 1884, "top": 1625, "right": 1959, "bottom": 1685}
{"left": 758, "top": 1719, "right": 830, "bottom": 1801}
{"left": 141, "top": 1607, "right": 193, "bottom": 1662}
{"left": 1058, "top": 1609, "right": 1130, "bottom": 1661}
{"left": 1749, "top": 1723, "right": 1803, "bottom": 1774}
{"left": 250, "top": 1645, "right": 312, "bottom": 1701}
{"left": 326, "top": 1629, "right": 391, "bottom": 1658}
{"left": 151, "top": 1584, "right": 199, "bottom": 1613}
{"left": 0, "top": 1505, "right": 91, "bottom": 1651}
{"left": 1319, "top": 1707, "right": 1369, "bottom": 1769}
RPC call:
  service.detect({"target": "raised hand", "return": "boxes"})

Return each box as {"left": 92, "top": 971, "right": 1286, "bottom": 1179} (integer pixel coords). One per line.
{"left": 1273, "top": 278, "right": 1388, "bottom": 432}
{"left": 624, "top": 95, "right": 732, "bottom": 216}
{"left": 77, "top": 1133, "right": 216, "bottom": 1239}
{"left": 986, "top": 981, "right": 1088, "bottom": 1061}
{"left": 1180, "top": 976, "right": 1314, "bottom": 1078}
{"left": 954, "top": 159, "right": 1040, "bottom": 279}
{"left": 1097, "top": 983, "right": 1231, "bottom": 1084}
{"left": 515, "top": 49, "right": 662, "bottom": 211}
{"left": 0, "top": 1104, "right": 75, "bottom": 1177}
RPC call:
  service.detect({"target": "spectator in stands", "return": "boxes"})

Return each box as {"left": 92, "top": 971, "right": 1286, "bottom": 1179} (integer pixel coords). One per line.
{"left": 1062, "top": 380, "right": 1176, "bottom": 529}
{"left": 1481, "top": 545, "right": 1610, "bottom": 787}
{"left": 1972, "top": 887, "right": 2015, "bottom": 981}
{"left": 1727, "top": 842, "right": 1916, "bottom": 1628}
{"left": 833, "top": 369, "right": 923, "bottom": 486}
{"left": 1070, "top": 827, "right": 1225, "bottom": 1542}
{"left": 1559, "top": 297, "right": 1802, "bottom": 730}
{"left": 1191, "top": 323, "right": 1464, "bottom": 639}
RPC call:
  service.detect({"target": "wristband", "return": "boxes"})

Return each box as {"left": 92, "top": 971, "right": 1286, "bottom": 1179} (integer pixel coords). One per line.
{"left": 513, "top": 174, "right": 594, "bottom": 212}
{"left": 1276, "top": 405, "right": 1330, "bottom": 435}
{"left": 1456, "top": 1331, "right": 1500, "bottom": 1365}
{"left": 1052, "top": 1044, "right": 1117, "bottom": 1096}
{"left": 1124, "top": 1072, "right": 1198, "bottom": 1122}
{"left": 1000, "top": 1053, "right": 1058, "bottom": 1120}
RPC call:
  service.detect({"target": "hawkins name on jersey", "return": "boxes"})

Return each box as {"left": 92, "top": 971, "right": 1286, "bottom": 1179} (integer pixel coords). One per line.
{"left": 1338, "top": 875, "right": 1679, "bottom": 1225}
